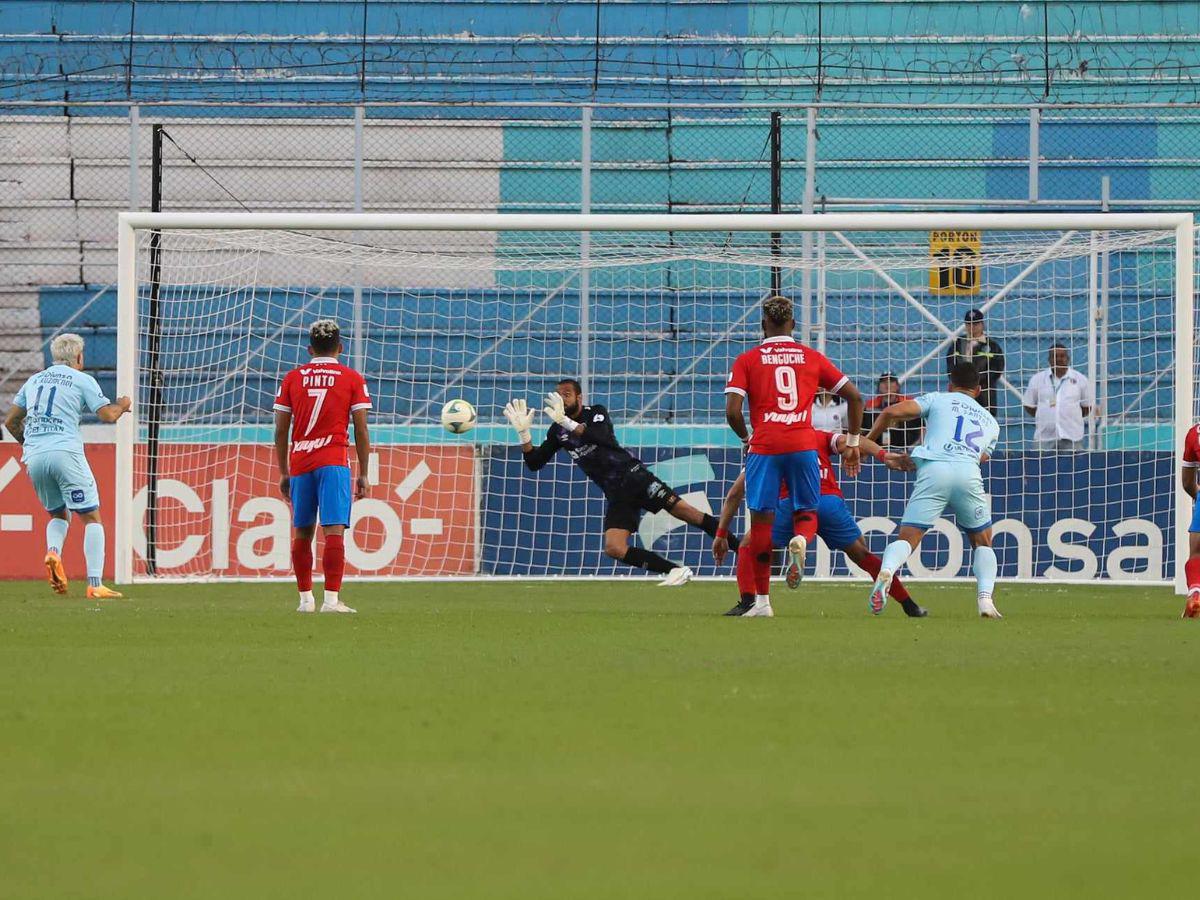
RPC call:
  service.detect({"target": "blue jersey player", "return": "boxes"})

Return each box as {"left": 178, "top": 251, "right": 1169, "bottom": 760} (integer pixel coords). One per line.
{"left": 4, "top": 334, "right": 131, "bottom": 598}
{"left": 865, "top": 362, "right": 1003, "bottom": 619}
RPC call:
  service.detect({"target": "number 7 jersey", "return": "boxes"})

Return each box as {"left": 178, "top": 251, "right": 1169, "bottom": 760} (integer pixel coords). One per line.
{"left": 911, "top": 391, "right": 999, "bottom": 466}
{"left": 273, "top": 356, "right": 371, "bottom": 475}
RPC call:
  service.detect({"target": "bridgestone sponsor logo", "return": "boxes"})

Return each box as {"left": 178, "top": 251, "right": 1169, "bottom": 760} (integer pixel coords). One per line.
{"left": 294, "top": 435, "right": 334, "bottom": 453}
{"left": 763, "top": 411, "right": 810, "bottom": 425}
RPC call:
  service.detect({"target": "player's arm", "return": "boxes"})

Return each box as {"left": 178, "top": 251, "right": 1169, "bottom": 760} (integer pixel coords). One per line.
{"left": 95, "top": 397, "right": 132, "bottom": 423}
{"left": 546, "top": 399, "right": 621, "bottom": 450}
{"left": 4, "top": 404, "right": 26, "bottom": 444}
{"left": 1182, "top": 434, "right": 1199, "bottom": 499}
{"left": 712, "top": 472, "right": 746, "bottom": 565}
{"left": 273, "top": 409, "right": 292, "bottom": 498}
{"left": 504, "top": 399, "right": 557, "bottom": 470}
{"left": 351, "top": 408, "right": 371, "bottom": 499}
{"left": 79, "top": 374, "right": 130, "bottom": 423}
{"left": 272, "top": 374, "right": 293, "bottom": 498}
{"left": 826, "top": 364, "right": 864, "bottom": 475}
{"left": 865, "top": 399, "right": 923, "bottom": 445}
{"left": 834, "top": 432, "right": 913, "bottom": 472}
{"left": 725, "top": 391, "right": 749, "bottom": 447}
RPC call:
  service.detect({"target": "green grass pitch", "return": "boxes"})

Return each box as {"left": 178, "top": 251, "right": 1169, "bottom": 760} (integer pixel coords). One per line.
{"left": 1, "top": 578, "right": 1198, "bottom": 899}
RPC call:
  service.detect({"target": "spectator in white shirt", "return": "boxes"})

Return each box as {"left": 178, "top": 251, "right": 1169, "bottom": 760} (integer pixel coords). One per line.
{"left": 811, "top": 389, "right": 848, "bottom": 432}
{"left": 1022, "top": 343, "right": 1095, "bottom": 451}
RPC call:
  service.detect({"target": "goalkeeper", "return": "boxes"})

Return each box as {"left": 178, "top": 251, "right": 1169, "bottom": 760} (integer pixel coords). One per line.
{"left": 504, "top": 379, "right": 740, "bottom": 586}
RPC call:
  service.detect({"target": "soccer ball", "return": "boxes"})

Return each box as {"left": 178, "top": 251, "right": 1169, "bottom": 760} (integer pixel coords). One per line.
{"left": 440, "top": 399, "right": 477, "bottom": 434}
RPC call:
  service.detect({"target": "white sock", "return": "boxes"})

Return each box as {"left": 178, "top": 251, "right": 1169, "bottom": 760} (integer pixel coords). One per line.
{"left": 323, "top": 590, "right": 339, "bottom": 607}
{"left": 754, "top": 593, "right": 771, "bottom": 608}
{"left": 299, "top": 590, "right": 315, "bottom": 605}
{"left": 46, "top": 518, "right": 69, "bottom": 556}
{"left": 879, "top": 540, "right": 912, "bottom": 580}
{"left": 84, "top": 523, "right": 104, "bottom": 587}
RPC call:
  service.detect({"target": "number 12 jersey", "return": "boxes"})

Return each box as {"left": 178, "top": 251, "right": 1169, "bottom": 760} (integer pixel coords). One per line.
{"left": 911, "top": 391, "right": 999, "bottom": 466}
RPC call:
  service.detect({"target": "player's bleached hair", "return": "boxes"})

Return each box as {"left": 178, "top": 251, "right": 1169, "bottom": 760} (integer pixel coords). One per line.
{"left": 50, "top": 333, "right": 84, "bottom": 365}
{"left": 762, "top": 295, "right": 794, "bottom": 328}
{"left": 308, "top": 319, "right": 341, "bottom": 354}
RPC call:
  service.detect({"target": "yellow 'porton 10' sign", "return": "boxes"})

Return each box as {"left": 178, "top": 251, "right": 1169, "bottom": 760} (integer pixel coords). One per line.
{"left": 929, "top": 229, "right": 981, "bottom": 295}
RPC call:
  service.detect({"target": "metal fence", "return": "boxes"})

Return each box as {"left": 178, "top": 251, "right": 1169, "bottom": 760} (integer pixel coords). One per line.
{"left": 2, "top": 99, "right": 1199, "bottom": 437}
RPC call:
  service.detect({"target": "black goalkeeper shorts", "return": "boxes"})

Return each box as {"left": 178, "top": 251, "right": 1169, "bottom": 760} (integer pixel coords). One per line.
{"left": 602, "top": 466, "right": 682, "bottom": 533}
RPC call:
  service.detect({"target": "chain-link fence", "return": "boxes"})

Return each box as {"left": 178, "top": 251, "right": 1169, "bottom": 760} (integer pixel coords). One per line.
{"left": 3, "top": 100, "right": 1200, "bottom": 432}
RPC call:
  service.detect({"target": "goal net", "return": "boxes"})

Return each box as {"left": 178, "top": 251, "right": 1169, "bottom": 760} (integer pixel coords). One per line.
{"left": 115, "top": 214, "right": 1193, "bottom": 587}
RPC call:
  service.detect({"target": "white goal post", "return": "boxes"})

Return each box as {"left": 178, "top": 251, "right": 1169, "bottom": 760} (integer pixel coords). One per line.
{"left": 115, "top": 212, "right": 1195, "bottom": 588}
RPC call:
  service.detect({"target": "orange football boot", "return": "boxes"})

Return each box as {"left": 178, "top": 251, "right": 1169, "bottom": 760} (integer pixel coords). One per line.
{"left": 44, "top": 553, "right": 68, "bottom": 595}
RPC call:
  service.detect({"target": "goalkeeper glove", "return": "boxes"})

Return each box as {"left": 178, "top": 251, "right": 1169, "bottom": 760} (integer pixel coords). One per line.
{"left": 544, "top": 392, "right": 582, "bottom": 432}
{"left": 503, "top": 399, "right": 535, "bottom": 446}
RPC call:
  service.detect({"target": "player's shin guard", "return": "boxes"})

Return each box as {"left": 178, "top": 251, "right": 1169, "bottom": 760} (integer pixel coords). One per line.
{"left": 291, "top": 538, "right": 314, "bottom": 591}
{"left": 46, "top": 518, "right": 68, "bottom": 556}
{"left": 83, "top": 523, "right": 104, "bottom": 588}
{"left": 880, "top": 540, "right": 912, "bottom": 577}
{"left": 973, "top": 545, "right": 998, "bottom": 597}
{"left": 859, "top": 552, "right": 912, "bottom": 601}
{"left": 1185, "top": 556, "right": 1200, "bottom": 593}
{"left": 621, "top": 546, "right": 676, "bottom": 575}
{"left": 323, "top": 533, "right": 346, "bottom": 592}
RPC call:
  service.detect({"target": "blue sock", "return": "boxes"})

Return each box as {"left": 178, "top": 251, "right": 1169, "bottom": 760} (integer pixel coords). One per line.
{"left": 46, "top": 518, "right": 69, "bottom": 556}
{"left": 84, "top": 523, "right": 105, "bottom": 587}
{"left": 880, "top": 540, "right": 912, "bottom": 578}
{"left": 973, "top": 545, "right": 998, "bottom": 596}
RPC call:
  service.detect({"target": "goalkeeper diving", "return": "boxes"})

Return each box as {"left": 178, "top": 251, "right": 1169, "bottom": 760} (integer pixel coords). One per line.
{"left": 503, "top": 380, "right": 740, "bottom": 585}
{"left": 3, "top": 334, "right": 131, "bottom": 598}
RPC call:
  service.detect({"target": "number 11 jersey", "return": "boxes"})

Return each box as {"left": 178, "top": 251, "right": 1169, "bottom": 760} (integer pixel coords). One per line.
{"left": 273, "top": 356, "right": 371, "bottom": 475}
{"left": 911, "top": 391, "right": 999, "bottom": 466}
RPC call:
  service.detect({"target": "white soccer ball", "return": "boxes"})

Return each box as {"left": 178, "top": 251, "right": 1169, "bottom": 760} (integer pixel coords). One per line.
{"left": 440, "top": 399, "right": 477, "bottom": 434}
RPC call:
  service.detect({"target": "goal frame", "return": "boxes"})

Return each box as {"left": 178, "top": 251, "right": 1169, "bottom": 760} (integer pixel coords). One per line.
{"left": 115, "top": 211, "right": 1195, "bottom": 588}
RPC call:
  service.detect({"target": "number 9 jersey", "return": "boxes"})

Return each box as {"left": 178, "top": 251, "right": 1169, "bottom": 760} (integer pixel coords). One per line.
{"left": 273, "top": 356, "right": 371, "bottom": 476}
{"left": 910, "top": 391, "right": 999, "bottom": 466}
{"left": 725, "top": 335, "right": 848, "bottom": 453}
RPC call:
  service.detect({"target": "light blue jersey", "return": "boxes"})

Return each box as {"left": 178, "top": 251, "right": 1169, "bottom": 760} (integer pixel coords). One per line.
{"left": 12, "top": 365, "right": 110, "bottom": 460}
{"left": 910, "top": 391, "right": 1000, "bottom": 466}
{"left": 900, "top": 391, "right": 999, "bottom": 533}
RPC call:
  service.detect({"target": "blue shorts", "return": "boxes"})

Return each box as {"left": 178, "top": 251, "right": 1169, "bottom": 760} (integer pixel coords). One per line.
{"left": 1190, "top": 499, "right": 1200, "bottom": 533}
{"left": 771, "top": 493, "right": 862, "bottom": 551}
{"left": 744, "top": 450, "right": 820, "bottom": 514}
{"left": 901, "top": 459, "right": 992, "bottom": 534}
{"left": 25, "top": 450, "right": 100, "bottom": 513}
{"left": 290, "top": 465, "right": 352, "bottom": 528}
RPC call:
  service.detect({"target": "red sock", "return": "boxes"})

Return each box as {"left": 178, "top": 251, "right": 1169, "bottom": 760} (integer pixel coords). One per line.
{"left": 291, "top": 538, "right": 313, "bottom": 592}
{"left": 323, "top": 533, "right": 346, "bottom": 592}
{"left": 1186, "top": 556, "right": 1200, "bottom": 592}
{"left": 735, "top": 537, "right": 757, "bottom": 595}
{"left": 751, "top": 520, "right": 774, "bottom": 595}
{"left": 793, "top": 510, "right": 818, "bottom": 542}
{"left": 859, "top": 552, "right": 911, "bottom": 601}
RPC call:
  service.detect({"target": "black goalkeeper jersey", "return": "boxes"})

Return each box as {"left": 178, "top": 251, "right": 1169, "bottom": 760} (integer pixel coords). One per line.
{"left": 522, "top": 404, "right": 644, "bottom": 496}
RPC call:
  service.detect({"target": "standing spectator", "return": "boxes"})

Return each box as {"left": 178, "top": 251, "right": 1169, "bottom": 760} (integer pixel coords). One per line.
{"left": 865, "top": 373, "right": 920, "bottom": 448}
{"left": 1022, "top": 343, "right": 1095, "bottom": 452}
{"left": 811, "top": 389, "right": 848, "bottom": 433}
{"left": 946, "top": 309, "right": 1005, "bottom": 415}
